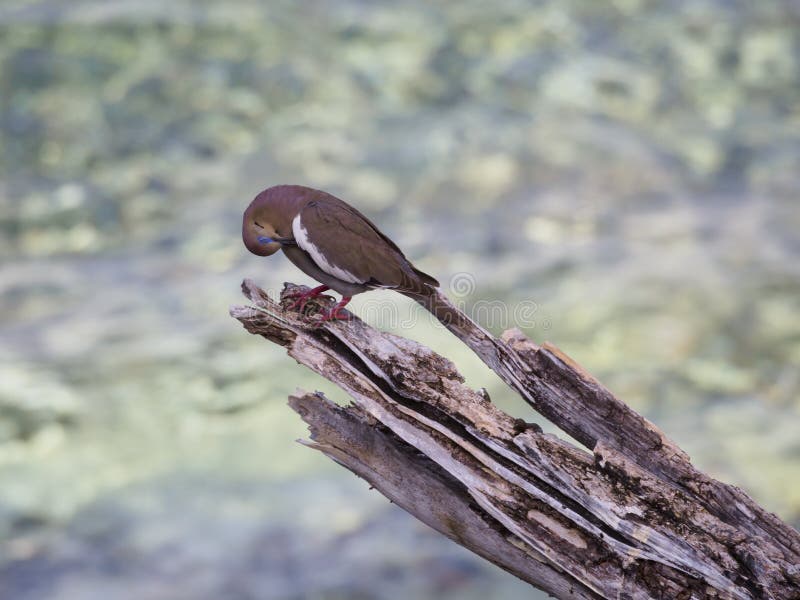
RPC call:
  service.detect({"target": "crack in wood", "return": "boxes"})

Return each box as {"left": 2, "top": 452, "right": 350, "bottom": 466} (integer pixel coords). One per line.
{"left": 230, "top": 280, "right": 800, "bottom": 600}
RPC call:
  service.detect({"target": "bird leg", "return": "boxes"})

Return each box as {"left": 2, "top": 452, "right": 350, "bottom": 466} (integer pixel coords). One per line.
{"left": 285, "top": 285, "right": 332, "bottom": 312}
{"left": 314, "top": 296, "right": 352, "bottom": 322}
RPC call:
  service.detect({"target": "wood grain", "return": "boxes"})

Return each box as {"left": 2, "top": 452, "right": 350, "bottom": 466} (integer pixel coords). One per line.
{"left": 231, "top": 280, "right": 800, "bottom": 599}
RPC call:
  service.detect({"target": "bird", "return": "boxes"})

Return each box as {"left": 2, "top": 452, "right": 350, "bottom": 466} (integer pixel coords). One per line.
{"left": 242, "top": 184, "right": 440, "bottom": 322}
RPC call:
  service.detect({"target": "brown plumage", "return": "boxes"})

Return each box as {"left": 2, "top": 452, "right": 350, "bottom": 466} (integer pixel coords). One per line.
{"left": 242, "top": 185, "right": 439, "bottom": 320}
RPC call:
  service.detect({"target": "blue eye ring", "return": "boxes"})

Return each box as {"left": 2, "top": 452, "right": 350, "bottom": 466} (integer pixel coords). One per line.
{"left": 257, "top": 236, "right": 274, "bottom": 245}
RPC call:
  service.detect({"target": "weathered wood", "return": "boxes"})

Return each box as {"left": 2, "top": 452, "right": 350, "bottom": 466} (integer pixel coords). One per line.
{"left": 418, "top": 293, "right": 799, "bottom": 559}
{"left": 287, "top": 391, "right": 599, "bottom": 599}
{"left": 230, "top": 280, "right": 800, "bottom": 600}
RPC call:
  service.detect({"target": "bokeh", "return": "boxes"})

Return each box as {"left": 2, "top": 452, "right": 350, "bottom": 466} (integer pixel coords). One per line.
{"left": 1, "top": 1, "right": 799, "bottom": 598}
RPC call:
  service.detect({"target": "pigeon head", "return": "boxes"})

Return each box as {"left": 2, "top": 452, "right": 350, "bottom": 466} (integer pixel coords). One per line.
{"left": 242, "top": 186, "right": 304, "bottom": 256}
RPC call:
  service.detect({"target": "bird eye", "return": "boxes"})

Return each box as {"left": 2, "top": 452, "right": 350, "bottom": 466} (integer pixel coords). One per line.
{"left": 254, "top": 221, "right": 264, "bottom": 229}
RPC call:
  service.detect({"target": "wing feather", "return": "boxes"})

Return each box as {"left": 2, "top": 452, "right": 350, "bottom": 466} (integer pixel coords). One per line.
{"left": 293, "top": 197, "right": 435, "bottom": 294}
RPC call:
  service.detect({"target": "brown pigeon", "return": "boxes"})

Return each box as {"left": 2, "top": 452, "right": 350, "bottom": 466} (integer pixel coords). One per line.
{"left": 242, "top": 185, "right": 439, "bottom": 321}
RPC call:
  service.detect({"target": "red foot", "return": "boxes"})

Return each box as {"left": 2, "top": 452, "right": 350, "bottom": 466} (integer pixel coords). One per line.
{"left": 313, "top": 296, "right": 352, "bottom": 322}
{"left": 285, "top": 285, "right": 331, "bottom": 312}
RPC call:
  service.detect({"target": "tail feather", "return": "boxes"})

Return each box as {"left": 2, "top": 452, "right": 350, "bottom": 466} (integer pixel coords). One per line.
{"left": 393, "top": 262, "right": 439, "bottom": 299}
{"left": 412, "top": 266, "right": 439, "bottom": 289}
{"left": 400, "top": 286, "right": 471, "bottom": 330}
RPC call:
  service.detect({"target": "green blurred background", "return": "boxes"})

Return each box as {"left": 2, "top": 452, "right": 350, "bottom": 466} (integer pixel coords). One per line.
{"left": 1, "top": 1, "right": 799, "bottom": 598}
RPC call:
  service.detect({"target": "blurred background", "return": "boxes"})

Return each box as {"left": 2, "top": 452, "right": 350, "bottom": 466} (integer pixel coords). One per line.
{"left": 1, "top": 1, "right": 799, "bottom": 598}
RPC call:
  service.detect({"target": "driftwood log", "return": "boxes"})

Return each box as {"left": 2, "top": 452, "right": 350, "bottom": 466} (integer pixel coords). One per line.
{"left": 230, "top": 280, "right": 800, "bottom": 599}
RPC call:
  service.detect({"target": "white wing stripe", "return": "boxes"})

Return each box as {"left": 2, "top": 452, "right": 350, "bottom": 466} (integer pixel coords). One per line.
{"left": 292, "top": 213, "right": 363, "bottom": 284}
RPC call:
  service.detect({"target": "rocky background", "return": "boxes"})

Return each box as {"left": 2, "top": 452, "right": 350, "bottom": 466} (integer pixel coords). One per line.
{"left": 1, "top": 1, "right": 799, "bottom": 598}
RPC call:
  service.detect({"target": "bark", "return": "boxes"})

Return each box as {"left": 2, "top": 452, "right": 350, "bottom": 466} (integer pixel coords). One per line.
{"left": 230, "top": 280, "right": 800, "bottom": 600}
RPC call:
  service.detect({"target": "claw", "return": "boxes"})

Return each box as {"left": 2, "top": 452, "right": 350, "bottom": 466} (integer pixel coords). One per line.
{"left": 311, "top": 296, "right": 352, "bottom": 323}
{"left": 288, "top": 294, "right": 334, "bottom": 312}
{"left": 283, "top": 285, "right": 331, "bottom": 312}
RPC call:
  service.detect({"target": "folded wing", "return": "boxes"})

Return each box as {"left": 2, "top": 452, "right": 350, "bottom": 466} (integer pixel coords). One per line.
{"left": 292, "top": 197, "right": 438, "bottom": 295}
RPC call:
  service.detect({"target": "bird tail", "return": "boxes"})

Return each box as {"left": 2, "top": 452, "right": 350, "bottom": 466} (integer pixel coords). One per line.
{"left": 400, "top": 285, "right": 470, "bottom": 330}
{"left": 412, "top": 267, "right": 439, "bottom": 289}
